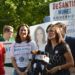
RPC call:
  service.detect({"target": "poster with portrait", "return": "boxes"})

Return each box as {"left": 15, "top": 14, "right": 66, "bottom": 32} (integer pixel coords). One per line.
{"left": 30, "top": 22, "right": 51, "bottom": 51}
{"left": 49, "top": 0, "right": 75, "bottom": 37}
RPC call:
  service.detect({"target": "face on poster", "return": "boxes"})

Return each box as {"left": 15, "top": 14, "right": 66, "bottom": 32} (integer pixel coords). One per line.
{"left": 30, "top": 22, "right": 51, "bottom": 51}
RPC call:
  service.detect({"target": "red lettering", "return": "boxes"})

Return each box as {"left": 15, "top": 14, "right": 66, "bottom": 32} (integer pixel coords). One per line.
{"left": 73, "top": 0, "right": 75, "bottom": 6}
{"left": 53, "top": 3, "right": 56, "bottom": 9}
{"left": 56, "top": 4, "right": 59, "bottom": 9}
{"left": 64, "top": 2, "right": 69, "bottom": 8}
{"left": 61, "top": 2, "right": 64, "bottom": 8}
{"left": 52, "top": 0, "right": 75, "bottom": 10}
{"left": 59, "top": 2, "right": 62, "bottom": 8}
{"left": 68, "top": 1, "right": 72, "bottom": 7}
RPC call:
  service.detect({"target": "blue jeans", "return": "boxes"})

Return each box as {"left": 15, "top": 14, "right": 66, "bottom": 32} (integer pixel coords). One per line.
{"left": 14, "top": 67, "right": 26, "bottom": 75}
{"left": 13, "top": 67, "right": 32, "bottom": 75}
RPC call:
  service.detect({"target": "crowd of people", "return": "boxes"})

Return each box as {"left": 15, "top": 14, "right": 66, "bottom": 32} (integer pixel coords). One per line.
{"left": 0, "top": 22, "right": 75, "bottom": 75}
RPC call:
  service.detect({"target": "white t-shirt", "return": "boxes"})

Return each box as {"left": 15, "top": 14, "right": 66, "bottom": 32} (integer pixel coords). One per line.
{"left": 10, "top": 41, "right": 38, "bottom": 68}
{"left": 38, "top": 43, "right": 46, "bottom": 52}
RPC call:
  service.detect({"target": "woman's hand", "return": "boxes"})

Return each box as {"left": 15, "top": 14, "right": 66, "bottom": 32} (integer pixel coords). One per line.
{"left": 31, "top": 50, "right": 40, "bottom": 54}
{"left": 18, "top": 71, "right": 27, "bottom": 75}
{"left": 46, "top": 66, "right": 60, "bottom": 74}
{"left": 17, "top": 70, "right": 27, "bottom": 75}
{"left": 24, "top": 71, "right": 27, "bottom": 75}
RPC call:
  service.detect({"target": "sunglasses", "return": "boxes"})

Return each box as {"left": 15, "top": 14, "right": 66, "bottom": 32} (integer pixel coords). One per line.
{"left": 47, "top": 29, "right": 55, "bottom": 33}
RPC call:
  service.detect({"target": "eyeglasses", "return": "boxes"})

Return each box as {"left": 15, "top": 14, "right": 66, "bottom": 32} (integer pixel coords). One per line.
{"left": 7, "top": 30, "right": 13, "bottom": 33}
{"left": 47, "top": 29, "right": 55, "bottom": 33}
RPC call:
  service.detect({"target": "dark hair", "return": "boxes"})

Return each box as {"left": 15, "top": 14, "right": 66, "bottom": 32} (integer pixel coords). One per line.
{"left": 34, "top": 26, "right": 46, "bottom": 43}
{"left": 47, "top": 25, "right": 63, "bottom": 45}
{"left": 15, "top": 23, "right": 31, "bottom": 43}
{"left": 46, "top": 24, "right": 53, "bottom": 45}
{"left": 46, "top": 24, "right": 53, "bottom": 33}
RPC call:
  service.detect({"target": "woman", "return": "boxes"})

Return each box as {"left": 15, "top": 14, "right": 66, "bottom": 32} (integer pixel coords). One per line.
{"left": 0, "top": 43, "right": 6, "bottom": 75}
{"left": 34, "top": 26, "right": 46, "bottom": 51}
{"left": 54, "top": 22, "right": 75, "bottom": 75}
{"left": 10, "top": 23, "right": 38, "bottom": 75}
{"left": 45, "top": 24, "right": 74, "bottom": 75}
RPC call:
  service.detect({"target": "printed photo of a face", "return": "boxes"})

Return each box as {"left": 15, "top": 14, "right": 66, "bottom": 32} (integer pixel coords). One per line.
{"left": 34, "top": 26, "right": 46, "bottom": 51}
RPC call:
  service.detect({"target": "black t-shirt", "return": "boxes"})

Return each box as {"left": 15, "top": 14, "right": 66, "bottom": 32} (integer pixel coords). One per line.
{"left": 45, "top": 43, "right": 70, "bottom": 75}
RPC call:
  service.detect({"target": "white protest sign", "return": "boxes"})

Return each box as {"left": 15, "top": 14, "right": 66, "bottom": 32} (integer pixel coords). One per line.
{"left": 49, "top": 0, "right": 75, "bottom": 37}
{"left": 50, "top": 0, "right": 75, "bottom": 21}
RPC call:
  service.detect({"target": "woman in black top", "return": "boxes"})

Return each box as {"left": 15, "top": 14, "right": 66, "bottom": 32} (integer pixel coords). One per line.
{"left": 45, "top": 24, "right": 74, "bottom": 75}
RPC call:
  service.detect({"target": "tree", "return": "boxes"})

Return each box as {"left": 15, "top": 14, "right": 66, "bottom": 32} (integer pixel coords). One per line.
{"left": 0, "top": 0, "right": 60, "bottom": 33}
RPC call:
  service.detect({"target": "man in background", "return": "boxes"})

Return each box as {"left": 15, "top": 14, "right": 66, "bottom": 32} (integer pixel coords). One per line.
{"left": 0, "top": 25, "right": 14, "bottom": 75}
{"left": 0, "top": 25, "right": 14, "bottom": 42}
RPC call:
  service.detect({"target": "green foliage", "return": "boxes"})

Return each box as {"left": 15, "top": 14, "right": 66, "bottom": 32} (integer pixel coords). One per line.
{"left": 0, "top": 0, "right": 60, "bottom": 33}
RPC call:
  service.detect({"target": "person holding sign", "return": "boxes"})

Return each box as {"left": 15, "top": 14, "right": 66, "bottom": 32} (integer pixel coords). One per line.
{"left": 45, "top": 24, "right": 74, "bottom": 75}
{"left": 10, "top": 23, "right": 38, "bottom": 75}
{"left": 0, "top": 43, "right": 6, "bottom": 75}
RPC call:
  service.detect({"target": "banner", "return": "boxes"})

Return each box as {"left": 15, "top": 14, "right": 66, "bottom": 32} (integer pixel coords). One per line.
{"left": 50, "top": 0, "right": 75, "bottom": 21}
{"left": 49, "top": 0, "right": 75, "bottom": 37}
